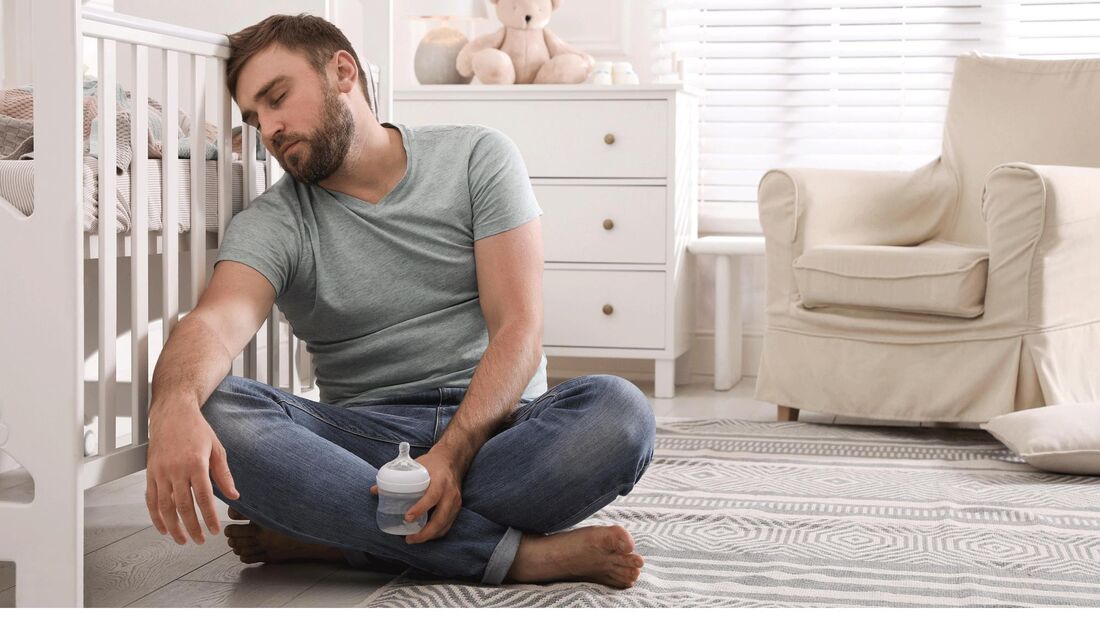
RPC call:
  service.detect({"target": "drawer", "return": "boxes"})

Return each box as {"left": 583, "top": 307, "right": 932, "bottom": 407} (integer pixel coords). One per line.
{"left": 397, "top": 99, "right": 667, "bottom": 178}
{"left": 536, "top": 185, "right": 666, "bottom": 264}
{"left": 543, "top": 270, "right": 665, "bottom": 349}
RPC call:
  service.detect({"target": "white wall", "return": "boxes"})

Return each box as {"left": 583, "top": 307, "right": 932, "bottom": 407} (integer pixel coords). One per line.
{"left": 113, "top": 0, "right": 326, "bottom": 38}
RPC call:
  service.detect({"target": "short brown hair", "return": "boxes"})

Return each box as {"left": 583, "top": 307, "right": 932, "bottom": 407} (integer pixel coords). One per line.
{"left": 227, "top": 14, "right": 369, "bottom": 104}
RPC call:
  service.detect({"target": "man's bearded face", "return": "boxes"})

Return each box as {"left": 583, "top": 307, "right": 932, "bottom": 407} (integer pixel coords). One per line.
{"left": 271, "top": 80, "right": 354, "bottom": 184}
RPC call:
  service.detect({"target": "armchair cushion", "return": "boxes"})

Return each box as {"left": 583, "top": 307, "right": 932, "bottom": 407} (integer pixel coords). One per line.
{"left": 793, "top": 240, "right": 989, "bottom": 318}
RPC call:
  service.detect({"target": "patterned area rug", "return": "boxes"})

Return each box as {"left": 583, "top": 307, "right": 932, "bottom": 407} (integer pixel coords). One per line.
{"left": 362, "top": 419, "right": 1100, "bottom": 607}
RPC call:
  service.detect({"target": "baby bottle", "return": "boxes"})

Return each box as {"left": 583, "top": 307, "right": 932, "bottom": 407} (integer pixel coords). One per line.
{"left": 376, "top": 442, "right": 430, "bottom": 535}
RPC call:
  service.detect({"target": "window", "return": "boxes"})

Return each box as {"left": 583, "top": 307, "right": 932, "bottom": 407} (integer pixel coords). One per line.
{"left": 653, "top": 1, "right": 1100, "bottom": 232}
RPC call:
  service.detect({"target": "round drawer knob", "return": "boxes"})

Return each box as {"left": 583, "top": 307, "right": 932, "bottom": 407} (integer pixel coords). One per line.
{"left": 604, "top": 133, "right": 616, "bottom": 145}
{"left": 603, "top": 219, "right": 615, "bottom": 230}
{"left": 602, "top": 304, "right": 614, "bottom": 316}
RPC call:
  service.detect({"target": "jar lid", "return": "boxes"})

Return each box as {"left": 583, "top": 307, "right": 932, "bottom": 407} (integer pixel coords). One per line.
{"left": 376, "top": 442, "right": 430, "bottom": 493}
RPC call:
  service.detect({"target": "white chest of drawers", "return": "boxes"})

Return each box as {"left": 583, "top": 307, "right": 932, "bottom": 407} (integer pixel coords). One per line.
{"left": 394, "top": 85, "right": 698, "bottom": 397}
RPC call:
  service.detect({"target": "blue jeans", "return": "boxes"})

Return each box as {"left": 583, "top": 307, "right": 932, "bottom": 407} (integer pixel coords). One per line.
{"left": 200, "top": 373, "right": 656, "bottom": 585}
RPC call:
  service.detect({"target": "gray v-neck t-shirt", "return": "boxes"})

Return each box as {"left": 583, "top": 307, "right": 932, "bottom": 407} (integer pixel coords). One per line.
{"left": 215, "top": 122, "right": 547, "bottom": 406}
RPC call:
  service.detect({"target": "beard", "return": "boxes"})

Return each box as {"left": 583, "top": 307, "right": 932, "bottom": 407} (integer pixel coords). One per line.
{"left": 271, "top": 85, "right": 354, "bottom": 184}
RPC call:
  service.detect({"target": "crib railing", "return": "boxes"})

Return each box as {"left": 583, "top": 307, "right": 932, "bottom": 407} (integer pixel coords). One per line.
{"left": 1, "top": 5, "right": 327, "bottom": 606}
{"left": 78, "top": 8, "right": 312, "bottom": 487}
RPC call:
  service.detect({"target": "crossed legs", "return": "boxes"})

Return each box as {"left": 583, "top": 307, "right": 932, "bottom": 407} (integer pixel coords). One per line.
{"left": 201, "top": 374, "right": 656, "bottom": 587}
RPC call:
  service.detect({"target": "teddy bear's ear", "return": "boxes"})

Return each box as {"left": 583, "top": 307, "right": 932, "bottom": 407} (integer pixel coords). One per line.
{"left": 551, "top": 0, "right": 562, "bottom": 9}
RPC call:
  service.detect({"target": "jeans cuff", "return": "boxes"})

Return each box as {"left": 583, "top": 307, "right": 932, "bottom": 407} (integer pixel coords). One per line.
{"left": 482, "top": 526, "right": 522, "bottom": 585}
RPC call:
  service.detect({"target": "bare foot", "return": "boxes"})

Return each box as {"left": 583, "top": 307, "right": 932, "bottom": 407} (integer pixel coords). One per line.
{"left": 505, "top": 525, "right": 644, "bottom": 589}
{"left": 224, "top": 507, "right": 346, "bottom": 565}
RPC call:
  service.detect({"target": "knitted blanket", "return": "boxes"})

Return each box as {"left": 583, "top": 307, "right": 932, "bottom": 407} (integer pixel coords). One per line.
{"left": 0, "top": 79, "right": 218, "bottom": 170}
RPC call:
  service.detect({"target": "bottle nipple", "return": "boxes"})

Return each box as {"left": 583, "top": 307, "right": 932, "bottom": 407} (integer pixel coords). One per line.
{"left": 377, "top": 442, "right": 430, "bottom": 493}
{"left": 388, "top": 442, "right": 419, "bottom": 471}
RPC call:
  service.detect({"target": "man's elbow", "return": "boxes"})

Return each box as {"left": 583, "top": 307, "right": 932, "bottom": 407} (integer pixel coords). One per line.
{"left": 497, "top": 318, "right": 543, "bottom": 361}
{"left": 520, "top": 320, "right": 543, "bottom": 360}
{"left": 529, "top": 329, "right": 543, "bottom": 363}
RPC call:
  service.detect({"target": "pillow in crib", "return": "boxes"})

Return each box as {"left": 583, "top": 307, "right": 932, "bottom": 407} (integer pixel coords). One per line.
{"left": 982, "top": 404, "right": 1100, "bottom": 476}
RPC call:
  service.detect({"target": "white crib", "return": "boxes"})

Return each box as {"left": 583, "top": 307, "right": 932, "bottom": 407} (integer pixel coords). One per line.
{"left": 0, "top": 4, "right": 320, "bottom": 606}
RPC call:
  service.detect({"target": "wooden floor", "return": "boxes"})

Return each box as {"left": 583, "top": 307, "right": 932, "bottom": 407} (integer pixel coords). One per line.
{"left": 0, "top": 376, "right": 975, "bottom": 607}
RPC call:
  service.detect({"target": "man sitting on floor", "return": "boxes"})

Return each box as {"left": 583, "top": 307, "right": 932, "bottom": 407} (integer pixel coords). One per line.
{"left": 143, "top": 14, "right": 655, "bottom": 589}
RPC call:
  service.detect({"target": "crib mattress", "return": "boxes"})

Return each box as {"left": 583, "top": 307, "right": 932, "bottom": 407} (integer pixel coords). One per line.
{"left": 0, "top": 157, "right": 267, "bottom": 233}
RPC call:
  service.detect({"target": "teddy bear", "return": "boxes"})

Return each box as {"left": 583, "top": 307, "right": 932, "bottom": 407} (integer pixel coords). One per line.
{"left": 455, "top": 0, "right": 594, "bottom": 85}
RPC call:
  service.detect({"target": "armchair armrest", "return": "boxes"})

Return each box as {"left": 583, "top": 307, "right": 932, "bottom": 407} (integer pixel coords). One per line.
{"left": 757, "top": 159, "right": 956, "bottom": 250}
{"left": 982, "top": 163, "right": 1100, "bottom": 328}
{"left": 756, "top": 159, "right": 956, "bottom": 318}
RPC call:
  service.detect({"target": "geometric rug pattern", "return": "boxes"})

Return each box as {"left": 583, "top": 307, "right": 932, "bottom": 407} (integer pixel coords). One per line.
{"left": 363, "top": 419, "right": 1100, "bottom": 607}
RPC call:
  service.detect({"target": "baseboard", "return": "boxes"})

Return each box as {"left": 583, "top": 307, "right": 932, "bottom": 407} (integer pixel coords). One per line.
{"left": 547, "top": 331, "right": 763, "bottom": 381}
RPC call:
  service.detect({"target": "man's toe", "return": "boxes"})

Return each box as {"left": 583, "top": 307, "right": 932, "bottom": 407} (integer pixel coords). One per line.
{"left": 239, "top": 551, "right": 265, "bottom": 564}
{"left": 224, "top": 523, "right": 256, "bottom": 537}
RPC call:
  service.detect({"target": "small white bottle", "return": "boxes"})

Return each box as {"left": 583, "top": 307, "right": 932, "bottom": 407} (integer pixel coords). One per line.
{"left": 612, "top": 61, "right": 640, "bottom": 85}
{"left": 376, "top": 442, "right": 431, "bottom": 535}
{"left": 591, "top": 61, "right": 613, "bottom": 85}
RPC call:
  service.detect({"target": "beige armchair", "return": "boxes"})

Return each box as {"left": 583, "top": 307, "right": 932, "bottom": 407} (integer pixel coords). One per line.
{"left": 755, "top": 53, "right": 1100, "bottom": 424}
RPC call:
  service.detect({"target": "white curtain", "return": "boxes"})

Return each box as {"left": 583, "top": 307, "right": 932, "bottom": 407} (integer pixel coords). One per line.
{"left": 653, "top": 0, "right": 1100, "bottom": 229}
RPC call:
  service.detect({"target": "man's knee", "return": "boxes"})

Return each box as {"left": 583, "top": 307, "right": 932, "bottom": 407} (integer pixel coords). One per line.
{"left": 577, "top": 374, "right": 656, "bottom": 459}
{"left": 200, "top": 375, "right": 268, "bottom": 432}
{"left": 201, "top": 375, "right": 248, "bottom": 415}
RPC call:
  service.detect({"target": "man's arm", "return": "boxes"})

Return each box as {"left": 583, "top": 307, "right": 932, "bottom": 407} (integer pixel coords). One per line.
{"left": 145, "top": 261, "right": 275, "bottom": 545}
{"left": 437, "top": 217, "right": 544, "bottom": 464}
{"left": 399, "top": 217, "right": 544, "bottom": 543}
{"left": 149, "top": 262, "right": 275, "bottom": 412}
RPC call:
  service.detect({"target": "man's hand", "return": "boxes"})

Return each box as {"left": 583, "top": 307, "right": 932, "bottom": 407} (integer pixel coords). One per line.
{"left": 370, "top": 445, "right": 467, "bottom": 544}
{"left": 145, "top": 399, "right": 240, "bottom": 545}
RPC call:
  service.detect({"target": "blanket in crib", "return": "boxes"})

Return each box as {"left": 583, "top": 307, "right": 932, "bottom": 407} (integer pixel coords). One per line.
{"left": 0, "top": 79, "right": 219, "bottom": 171}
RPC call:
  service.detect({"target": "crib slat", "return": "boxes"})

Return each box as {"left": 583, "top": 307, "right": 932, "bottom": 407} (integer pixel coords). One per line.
{"left": 162, "top": 50, "right": 180, "bottom": 345}
{"left": 212, "top": 57, "right": 242, "bottom": 378}
{"left": 131, "top": 44, "right": 151, "bottom": 445}
{"left": 299, "top": 341, "right": 314, "bottom": 392}
{"left": 267, "top": 309, "right": 281, "bottom": 388}
{"left": 245, "top": 332, "right": 259, "bottom": 381}
{"left": 241, "top": 126, "right": 260, "bottom": 380}
{"left": 98, "top": 38, "right": 118, "bottom": 456}
{"left": 265, "top": 145, "right": 285, "bottom": 187}
{"left": 244, "top": 335, "right": 259, "bottom": 380}
{"left": 263, "top": 153, "right": 284, "bottom": 390}
{"left": 242, "top": 123, "right": 257, "bottom": 205}
{"left": 260, "top": 152, "right": 288, "bottom": 389}
{"left": 216, "top": 59, "right": 232, "bottom": 244}
{"left": 189, "top": 54, "right": 207, "bottom": 308}
{"left": 288, "top": 322, "right": 298, "bottom": 393}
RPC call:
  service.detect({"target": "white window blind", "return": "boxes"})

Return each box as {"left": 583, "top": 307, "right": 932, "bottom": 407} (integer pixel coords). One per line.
{"left": 653, "top": 1, "right": 1100, "bottom": 229}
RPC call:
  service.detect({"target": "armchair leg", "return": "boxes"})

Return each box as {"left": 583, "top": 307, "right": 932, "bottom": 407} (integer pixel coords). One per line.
{"left": 778, "top": 406, "right": 800, "bottom": 422}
